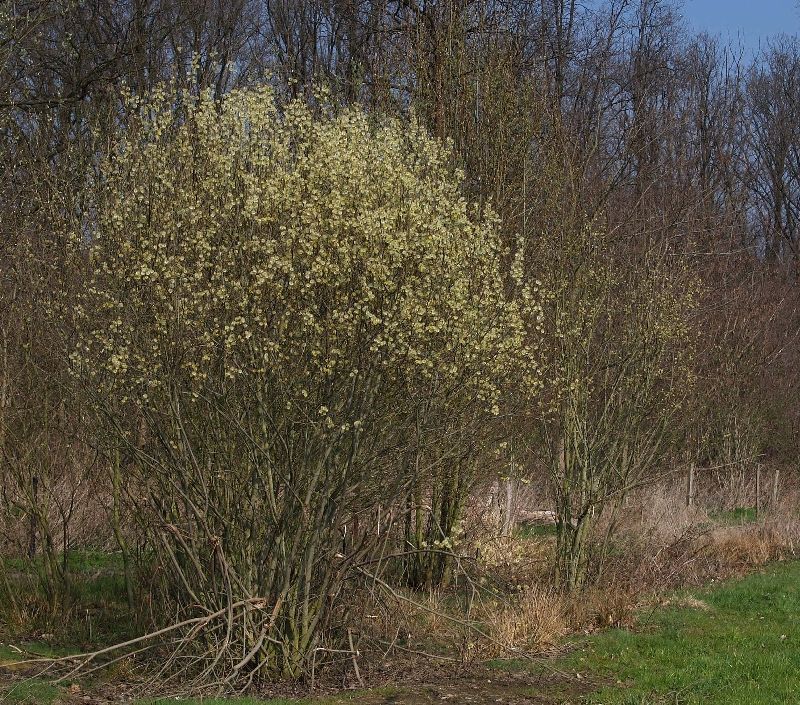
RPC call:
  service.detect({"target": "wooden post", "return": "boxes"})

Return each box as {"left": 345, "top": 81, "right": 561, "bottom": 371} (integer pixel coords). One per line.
{"left": 502, "top": 477, "right": 515, "bottom": 537}
{"left": 755, "top": 465, "right": 761, "bottom": 518}
{"left": 772, "top": 468, "right": 780, "bottom": 509}
{"left": 27, "top": 475, "right": 38, "bottom": 559}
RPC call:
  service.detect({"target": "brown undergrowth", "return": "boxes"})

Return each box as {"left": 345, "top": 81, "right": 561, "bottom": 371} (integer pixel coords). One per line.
{"left": 1, "top": 473, "right": 798, "bottom": 699}
{"left": 371, "top": 473, "right": 800, "bottom": 666}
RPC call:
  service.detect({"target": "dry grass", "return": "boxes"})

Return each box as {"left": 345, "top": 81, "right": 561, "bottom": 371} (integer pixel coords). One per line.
{"left": 476, "top": 587, "right": 566, "bottom": 656}
{"left": 658, "top": 595, "right": 711, "bottom": 610}
{"left": 594, "top": 475, "right": 800, "bottom": 598}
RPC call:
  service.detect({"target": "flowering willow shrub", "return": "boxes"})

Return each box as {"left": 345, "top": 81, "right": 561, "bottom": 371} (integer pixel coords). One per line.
{"left": 71, "top": 84, "right": 539, "bottom": 684}
{"left": 536, "top": 226, "right": 698, "bottom": 592}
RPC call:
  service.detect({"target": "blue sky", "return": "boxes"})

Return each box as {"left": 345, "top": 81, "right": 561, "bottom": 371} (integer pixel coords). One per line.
{"left": 681, "top": 0, "right": 799, "bottom": 50}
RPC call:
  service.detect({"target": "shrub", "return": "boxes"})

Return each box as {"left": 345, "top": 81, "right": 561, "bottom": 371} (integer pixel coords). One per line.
{"left": 535, "top": 226, "right": 698, "bottom": 590}
{"left": 71, "top": 84, "right": 539, "bottom": 684}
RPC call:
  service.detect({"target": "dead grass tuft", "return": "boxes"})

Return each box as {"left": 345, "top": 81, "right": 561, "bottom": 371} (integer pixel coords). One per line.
{"left": 478, "top": 586, "right": 566, "bottom": 655}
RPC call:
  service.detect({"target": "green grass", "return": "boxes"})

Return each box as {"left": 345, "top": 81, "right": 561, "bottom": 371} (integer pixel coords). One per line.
{"left": 3, "top": 549, "right": 124, "bottom": 575}
{"left": 2, "top": 549, "right": 130, "bottom": 607}
{"left": 1, "top": 678, "right": 62, "bottom": 704}
{"left": 567, "top": 560, "right": 800, "bottom": 704}
{"left": 0, "top": 642, "right": 79, "bottom": 662}
{"left": 1, "top": 549, "right": 136, "bottom": 655}
{"left": 711, "top": 506, "right": 759, "bottom": 525}
{"left": 516, "top": 522, "right": 558, "bottom": 539}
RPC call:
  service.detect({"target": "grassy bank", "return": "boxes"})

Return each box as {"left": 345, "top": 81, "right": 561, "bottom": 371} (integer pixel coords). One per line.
{"left": 566, "top": 560, "right": 800, "bottom": 704}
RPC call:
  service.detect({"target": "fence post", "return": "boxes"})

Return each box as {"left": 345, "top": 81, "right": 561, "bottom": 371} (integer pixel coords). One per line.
{"left": 27, "top": 475, "right": 38, "bottom": 559}
{"left": 772, "top": 468, "right": 780, "bottom": 509}
{"left": 755, "top": 465, "right": 761, "bottom": 518}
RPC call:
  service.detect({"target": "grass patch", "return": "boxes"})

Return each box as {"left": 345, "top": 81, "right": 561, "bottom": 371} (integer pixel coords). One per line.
{"left": 1, "top": 678, "right": 62, "bottom": 704}
{"left": 485, "top": 656, "right": 535, "bottom": 672}
{"left": 3, "top": 550, "right": 123, "bottom": 575}
{"left": 0, "top": 641, "right": 80, "bottom": 662}
{"left": 567, "top": 560, "right": 800, "bottom": 704}
{"left": 1, "top": 550, "right": 137, "bottom": 656}
{"left": 711, "top": 506, "right": 759, "bottom": 525}
{"left": 516, "top": 523, "right": 557, "bottom": 539}
{"left": 2, "top": 549, "right": 130, "bottom": 607}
